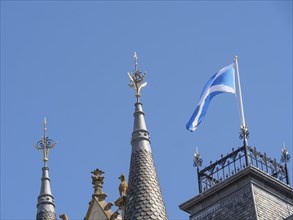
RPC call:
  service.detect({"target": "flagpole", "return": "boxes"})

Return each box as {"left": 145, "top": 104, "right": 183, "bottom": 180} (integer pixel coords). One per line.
{"left": 234, "top": 56, "right": 250, "bottom": 165}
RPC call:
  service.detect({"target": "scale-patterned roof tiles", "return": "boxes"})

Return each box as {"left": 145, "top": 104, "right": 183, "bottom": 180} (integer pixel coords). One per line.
{"left": 125, "top": 102, "right": 167, "bottom": 220}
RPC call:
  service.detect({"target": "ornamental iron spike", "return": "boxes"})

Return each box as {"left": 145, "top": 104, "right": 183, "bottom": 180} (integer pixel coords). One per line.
{"left": 281, "top": 144, "right": 290, "bottom": 163}
{"left": 239, "top": 125, "right": 249, "bottom": 141}
{"left": 193, "top": 147, "right": 203, "bottom": 167}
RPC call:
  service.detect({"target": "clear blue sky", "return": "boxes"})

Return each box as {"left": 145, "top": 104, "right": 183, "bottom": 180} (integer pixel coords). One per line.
{"left": 1, "top": 1, "right": 292, "bottom": 219}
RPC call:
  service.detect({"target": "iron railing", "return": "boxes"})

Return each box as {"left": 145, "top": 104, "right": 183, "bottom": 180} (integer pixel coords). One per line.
{"left": 195, "top": 146, "right": 290, "bottom": 193}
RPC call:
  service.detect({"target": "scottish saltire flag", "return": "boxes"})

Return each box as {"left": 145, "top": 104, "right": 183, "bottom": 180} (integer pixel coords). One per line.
{"left": 186, "top": 64, "right": 236, "bottom": 132}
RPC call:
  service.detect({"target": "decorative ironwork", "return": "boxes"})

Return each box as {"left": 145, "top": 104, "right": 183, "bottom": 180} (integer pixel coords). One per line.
{"left": 239, "top": 125, "right": 249, "bottom": 140}
{"left": 128, "top": 52, "right": 147, "bottom": 102}
{"left": 34, "top": 118, "right": 56, "bottom": 164}
{"left": 193, "top": 147, "right": 203, "bottom": 167}
{"left": 280, "top": 144, "right": 291, "bottom": 185}
{"left": 196, "top": 145, "right": 290, "bottom": 193}
{"left": 35, "top": 137, "right": 56, "bottom": 151}
{"left": 281, "top": 145, "right": 290, "bottom": 163}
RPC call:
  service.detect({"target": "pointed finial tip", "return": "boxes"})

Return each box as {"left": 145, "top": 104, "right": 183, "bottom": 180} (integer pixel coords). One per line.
{"left": 43, "top": 117, "right": 47, "bottom": 133}
{"left": 134, "top": 52, "right": 138, "bottom": 69}
{"left": 234, "top": 55, "right": 238, "bottom": 60}
{"left": 44, "top": 117, "right": 47, "bottom": 127}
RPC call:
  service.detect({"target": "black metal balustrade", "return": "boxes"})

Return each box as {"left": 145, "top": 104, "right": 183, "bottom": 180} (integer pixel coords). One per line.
{"left": 194, "top": 146, "right": 290, "bottom": 193}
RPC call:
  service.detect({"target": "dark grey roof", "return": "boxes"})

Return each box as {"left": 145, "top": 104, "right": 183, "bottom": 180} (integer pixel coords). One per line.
{"left": 125, "top": 102, "right": 168, "bottom": 220}
{"left": 36, "top": 166, "right": 56, "bottom": 220}
{"left": 36, "top": 210, "right": 56, "bottom": 220}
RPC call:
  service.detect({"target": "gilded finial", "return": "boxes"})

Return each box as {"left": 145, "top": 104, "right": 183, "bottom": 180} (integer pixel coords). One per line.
{"left": 34, "top": 117, "right": 56, "bottom": 166}
{"left": 128, "top": 52, "right": 147, "bottom": 102}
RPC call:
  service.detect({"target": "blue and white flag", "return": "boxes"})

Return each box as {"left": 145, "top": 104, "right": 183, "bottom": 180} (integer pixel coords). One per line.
{"left": 186, "top": 64, "right": 236, "bottom": 132}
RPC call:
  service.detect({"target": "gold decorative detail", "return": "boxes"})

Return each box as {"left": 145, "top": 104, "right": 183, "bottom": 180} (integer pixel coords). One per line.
{"left": 59, "top": 214, "right": 68, "bottom": 220}
{"left": 118, "top": 174, "right": 128, "bottom": 197}
{"left": 34, "top": 118, "right": 56, "bottom": 164}
{"left": 128, "top": 52, "right": 147, "bottom": 101}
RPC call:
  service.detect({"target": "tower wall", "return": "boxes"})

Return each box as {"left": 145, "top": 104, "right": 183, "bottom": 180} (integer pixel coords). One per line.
{"left": 180, "top": 166, "right": 293, "bottom": 220}
{"left": 190, "top": 184, "right": 256, "bottom": 220}
{"left": 253, "top": 183, "right": 293, "bottom": 219}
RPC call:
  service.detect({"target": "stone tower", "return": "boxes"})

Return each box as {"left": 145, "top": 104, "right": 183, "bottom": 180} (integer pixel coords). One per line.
{"left": 34, "top": 118, "right": 57, "bottom": 220}
{"left": 124, "top": 53, "right": 168, "bottom": 220}
{"left": 179, "top": 145, "right": 293, "bottom": 220}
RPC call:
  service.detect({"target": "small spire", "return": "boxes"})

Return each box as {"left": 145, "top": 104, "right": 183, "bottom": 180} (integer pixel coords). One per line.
{"left": 34, "top": 117, "right": 56, "bottom": 167}
{"left": 34, "top": 118, "right": 57, "bottom": 220}
{"left": 125, "top": 85, "right": 168, "bottom": 219}
{"left": 128, "top": 52, "right": 147, "bottom": 102}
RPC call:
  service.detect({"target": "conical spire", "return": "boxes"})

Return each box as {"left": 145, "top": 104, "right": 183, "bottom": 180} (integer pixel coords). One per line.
{"left": 34, "top": 118, "right": 57, "bottom": 220}
{"left": 125, "top": 53, "right": 168, "bottom": 220}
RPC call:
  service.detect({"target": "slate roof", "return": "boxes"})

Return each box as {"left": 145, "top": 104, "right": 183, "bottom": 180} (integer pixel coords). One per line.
{"left": 125, "top": 102, "right": 168, "bottom": 220}
{"left": 36, "top": 210, "right": 56, "bottom": 220}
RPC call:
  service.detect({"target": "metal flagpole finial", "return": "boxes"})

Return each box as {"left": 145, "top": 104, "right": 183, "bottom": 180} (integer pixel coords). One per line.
{"left": 239, "top": 125, "right": 249, "bottom": 142}
{"left": 34, "top": 117, "right": 57, "bottom": 166}
{"left": 128, "top": 52, "right": 147, "bottom": 102}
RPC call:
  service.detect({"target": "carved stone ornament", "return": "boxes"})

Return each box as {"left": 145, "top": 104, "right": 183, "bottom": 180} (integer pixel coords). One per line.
{"left": 91, "top": 168, "right": 105, "bottom": 195}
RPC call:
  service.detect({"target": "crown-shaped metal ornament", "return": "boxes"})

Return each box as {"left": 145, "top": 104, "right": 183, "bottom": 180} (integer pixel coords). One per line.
{"left": 128, "top": 52, "right": 147, "bottom": 102}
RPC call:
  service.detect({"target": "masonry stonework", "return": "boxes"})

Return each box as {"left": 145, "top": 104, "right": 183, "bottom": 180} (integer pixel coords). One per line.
{"left": 180, "top": 166, "right": 293, "bottom": 220}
